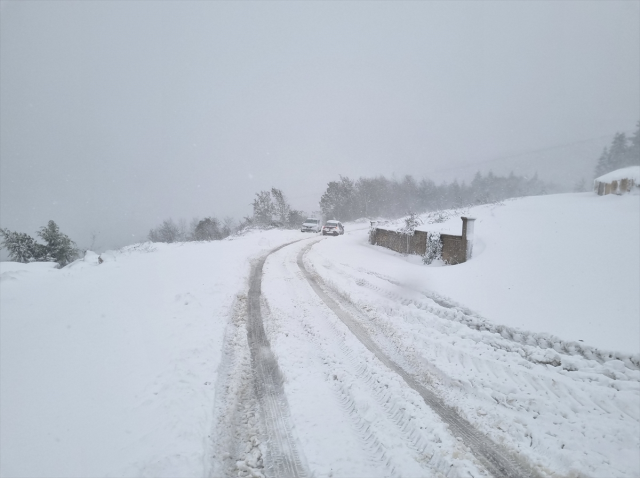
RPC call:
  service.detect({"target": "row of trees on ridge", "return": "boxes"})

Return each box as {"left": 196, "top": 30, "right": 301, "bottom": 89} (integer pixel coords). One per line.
{"left": 319, "top": 171, "right": 554, "bottom": 222}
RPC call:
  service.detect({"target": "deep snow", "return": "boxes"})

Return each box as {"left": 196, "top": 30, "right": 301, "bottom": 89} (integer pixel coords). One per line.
{"left": 594, "top": 165, "right": 640, "bottom": 183}
{"left": 372, "top": 192, "right": 640, "bottom": 355}
{"left": 0, "top": 231, "right": 303, "bottom": 478}
{"left": 1, "top": 192, "right": 638, "bottom": 477}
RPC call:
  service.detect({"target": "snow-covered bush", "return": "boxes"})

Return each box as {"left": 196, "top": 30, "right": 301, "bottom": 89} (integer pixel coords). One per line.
{"left": 422, "top": 232, "right": 442, "bottom": 265}
{"left": 401, "top": 212, "right": 422, "bottom": 235}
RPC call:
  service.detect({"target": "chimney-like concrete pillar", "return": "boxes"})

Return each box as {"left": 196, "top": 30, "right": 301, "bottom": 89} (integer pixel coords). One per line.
{"left": 461, "top": 217, "right": 476, "bottom": 261}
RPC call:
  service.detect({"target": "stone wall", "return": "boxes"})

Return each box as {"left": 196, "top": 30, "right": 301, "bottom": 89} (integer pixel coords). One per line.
{"left": 594, "top": 177, "right": 637, "bottom": 196}
{"left": 370, "top": 217, "right": 475, "bottom": 265}
{"left": 440, "top": 234, "right": 466, "bottom": 264}
{"left": 369, "top": 229, "right": 428, "bottom": 255}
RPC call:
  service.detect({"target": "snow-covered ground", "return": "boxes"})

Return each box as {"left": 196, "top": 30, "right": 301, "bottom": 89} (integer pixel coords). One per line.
{"left": 1, "top": 192, "right": 638, "bottom": 477}
{"left": 370, "top": 192, "right": 640, "bottom": 355}
{"left": 0, "top": 231, "right": 303, "bottom": 478}
{"left": 594, "top": 165, "right": 640, "bottom": 184}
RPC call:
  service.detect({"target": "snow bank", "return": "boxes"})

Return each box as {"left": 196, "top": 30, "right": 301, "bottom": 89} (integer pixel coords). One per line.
{"left": 595, "top": 165, "right": 640, "bottom": 183}
{"left": 333, "top": 192, "right": 640, "bottom": 355}
{"left": 0, "top": 229, "right": 305, "bottom": 478}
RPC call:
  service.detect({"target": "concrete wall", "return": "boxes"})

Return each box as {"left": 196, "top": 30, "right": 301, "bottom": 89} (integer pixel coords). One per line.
{"left": 370, "top": 217, "right": 475, "bottom": 265}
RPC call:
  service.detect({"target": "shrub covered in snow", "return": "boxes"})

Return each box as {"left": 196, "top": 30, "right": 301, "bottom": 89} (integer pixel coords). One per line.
{"left": 423, "top": 232, "right": 442, "bottom": 265}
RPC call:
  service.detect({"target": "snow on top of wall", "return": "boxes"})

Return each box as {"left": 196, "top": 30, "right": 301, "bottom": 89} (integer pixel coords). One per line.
{"left": 595, "top": 165, "right": 640, "bottom": 183}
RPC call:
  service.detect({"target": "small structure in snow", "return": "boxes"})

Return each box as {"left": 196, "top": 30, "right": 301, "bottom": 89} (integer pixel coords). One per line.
{"left": 593, "top": 166, "right": 640, "bottom": 196}
{"left": 370, "top": 217, "right": 476, "bottom": 265}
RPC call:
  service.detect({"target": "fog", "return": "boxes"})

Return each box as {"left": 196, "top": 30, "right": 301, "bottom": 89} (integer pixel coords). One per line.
{"left": 1, "top": 1, "right": 638, "bottom": 252}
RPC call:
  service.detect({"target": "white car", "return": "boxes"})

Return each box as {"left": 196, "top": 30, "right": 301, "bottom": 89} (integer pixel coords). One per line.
{"left": 301, "top": 218, "right": 321, "bottom": 233}
{"left": 322, "top": 220, "right": 344, "bottom": 236}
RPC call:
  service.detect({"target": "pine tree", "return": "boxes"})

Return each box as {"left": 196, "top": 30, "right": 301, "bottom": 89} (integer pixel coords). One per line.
{"left": 608, "top": 133, "right": 629, "bottom": 171}
{"left": 594, "top": 130, "right": 637, "bottom": 178}
{"left": 0, "top": 229, "right": 46, "bottom": 263}
{"left": 594, "top": 147, "right": 612, "bottom": 178}
{"left": 37, "top": 220, "right": 79, "bottom": 266}
{"left": 625, "top": 121, "right": 640, "bottom": 167}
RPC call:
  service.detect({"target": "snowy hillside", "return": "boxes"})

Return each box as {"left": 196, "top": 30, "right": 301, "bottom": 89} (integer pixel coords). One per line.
{"left": 369, "top": 192, "right": 640, "bottom": 355}
{"left": 1, "top": 192, "right": 639, "bottom": 478}
{"left": 0, "top": 231, "right": 303, "bottom": 478}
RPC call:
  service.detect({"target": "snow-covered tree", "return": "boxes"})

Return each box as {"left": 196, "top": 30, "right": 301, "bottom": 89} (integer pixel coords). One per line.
{"left": 1, "top": 221, "right": 78, "bottom": 266}
{"left": 287, "top": 209, "right": 306, "bottom": 228}
{"left": 271, "top": 188, "right": 290, "bottom": 225}
{"left": 0, "top": 229, "right": 45, "bottom": 263}
{"left": 626, "top": 121, "right": 640, "bottom": 167}
{"left": 594, "top": 125, "right": 640, "bottom": 178}
{"left": 148, "top": 219, "right": 182, "bottom": 243}
{"left": 252, "top": 190, "right": 275, "bottom": 226}
{"left": 401, "top": 212, "right": 421, "bottom": 235}
{"left": 222, "top": 216, "right": 235, "bottom": 237}
{"left": 193, "top": 217, "right": 222, "bottom": 241}
{"left": 320, "top": 176, "right": 356, "bottom": 220}
{"left": 36, "top": 221, "right": 79, "bottom": 266}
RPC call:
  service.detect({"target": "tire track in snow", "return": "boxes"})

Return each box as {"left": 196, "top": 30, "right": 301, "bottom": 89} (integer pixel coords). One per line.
{"left": 343, "top": 266, "right": 639, "bottom": 370}
{"left": 247, "top": 242, "right": 308, "bottom": 478}
{"left": 298, "top": 242, "right": 541, "bottom": 478}
{"left": 267, "top": 244, "right": 478, "bottom": 477}
{"left": 211, "top": 295, "right": 266, "bottom": 477}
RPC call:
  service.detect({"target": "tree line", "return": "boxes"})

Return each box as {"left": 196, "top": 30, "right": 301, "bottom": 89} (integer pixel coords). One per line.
{"left": 7, "top": 125, "right": 637, "bottom": 255}
{"left": 147, "top": 172, "right": 556, "bottom": 244}
{"left": 594, "top": 122, "right": 640, "bottom": 178}
{"left": 146, "top": 188, "right": 305, "bottom": 243}
{"left": 319, "top": 171, "right": 554, "bottom": 222}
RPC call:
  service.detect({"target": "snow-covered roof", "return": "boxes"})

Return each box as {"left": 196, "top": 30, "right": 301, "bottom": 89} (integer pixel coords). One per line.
{"left": 595, "top": 165, "right": 640, "bottom": 183}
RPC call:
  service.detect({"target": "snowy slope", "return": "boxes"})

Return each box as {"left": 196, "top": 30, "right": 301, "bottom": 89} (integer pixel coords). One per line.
{"left": 1, "top": 192, "right": 638, "bottom": 478}
{"left": 367, "top": 192, "right": 640, "bottom": 355}
{"left": 0, "top": 231, "right": 303, "bottom": 478}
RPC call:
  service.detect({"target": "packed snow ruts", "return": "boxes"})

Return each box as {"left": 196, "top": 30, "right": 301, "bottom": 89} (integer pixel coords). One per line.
{"left": 246, "top": 241, "right": 308, "bottom": 478}
{"left": 296, "top": 241, "right": 541, "bottom": 478}
{"left": 304, "top": 225, "right": 640, "bottom": 477}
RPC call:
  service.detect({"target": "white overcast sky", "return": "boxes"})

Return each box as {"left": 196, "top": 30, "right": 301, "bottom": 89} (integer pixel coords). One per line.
{"left": 1, "top": 1, "right": 638, "bottom": 251}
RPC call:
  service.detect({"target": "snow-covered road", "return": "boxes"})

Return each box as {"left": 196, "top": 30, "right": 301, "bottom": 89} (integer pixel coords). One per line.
{"left": 212, "top": 229, "right": 639, "bottom": 478}
{"left": 2, "top": 193, "right": 638, "bottom": 478}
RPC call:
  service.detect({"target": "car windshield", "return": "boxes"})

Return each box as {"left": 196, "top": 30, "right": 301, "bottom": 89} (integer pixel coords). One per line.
{"left": 326, "top": 221, "right": 338, "bottom": 225}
